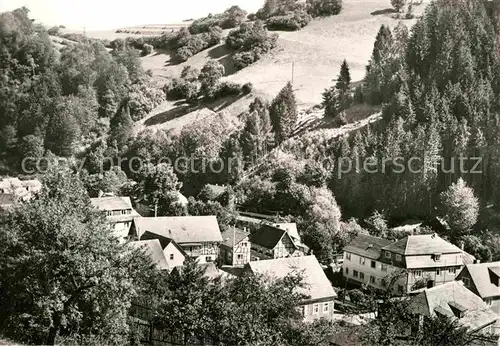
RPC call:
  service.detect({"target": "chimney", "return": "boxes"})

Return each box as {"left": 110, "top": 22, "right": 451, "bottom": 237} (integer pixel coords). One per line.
{"left": 460, "top": 241, "right": 464, "bottom": 251}
{"left": 473, "top": 259, "right": 480, "bottom": 264}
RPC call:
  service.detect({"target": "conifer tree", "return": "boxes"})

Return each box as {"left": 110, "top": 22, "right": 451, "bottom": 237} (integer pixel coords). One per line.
{"left": 322, "top": 59, "right": 352, "bottom": 119}
{"left": 270, "top": 82, "right": 298, "bottom": 144}
{"left": 109, "top": 100, "right": 133, "bottom": 149}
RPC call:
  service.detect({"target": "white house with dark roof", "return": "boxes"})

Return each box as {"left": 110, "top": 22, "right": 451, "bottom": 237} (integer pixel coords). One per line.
{"left": 243, "top": 255, "right": 337, "bottom": 322}
{"left": 249, "top": 223, "right": 304, "bottom": 261}
{"left": 130, "top": 216, "right": 223, "bottom": 263}
{"left": 91, "top": 196, "right": 140, "bottom": 241}
{"left": 456, "top": 261, "right": 500, "bottom": 333}
{"left": 220, "top": 227, "right": 251, "bottom": 266}
{"left": 410, "top": 281, "right": 499, "bottom": 337}
{"left": 343, "top": 233, "right": 475, "bottom": 294}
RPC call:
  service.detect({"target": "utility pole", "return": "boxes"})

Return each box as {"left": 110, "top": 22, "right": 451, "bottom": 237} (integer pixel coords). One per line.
{"left": 291, "top": 61, "right": 295, "bottom": 84}
{"left": 83, "top": 26, "right": 86, "bottom": 37}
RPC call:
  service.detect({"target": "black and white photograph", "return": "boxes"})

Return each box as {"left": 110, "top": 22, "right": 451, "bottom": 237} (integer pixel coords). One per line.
{"left": 0, "top": 0, "right": 499, "bottom": 344}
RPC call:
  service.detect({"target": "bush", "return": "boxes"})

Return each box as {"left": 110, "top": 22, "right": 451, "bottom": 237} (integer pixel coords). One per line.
{"left": 128, "top": 80, "right": 166, "bottom": 121}
{"left": 247, "top": 13, "right": 257, "bottom": 21}
{"left": 266, "top": 10, "right": 312, "bottom": 31}
{"left": 214, "top": 82, "right": 242, "bottom": 98}
{"left": 242, "top": 82, "right": 253, "bottom": 94}
{"left": 47, "top": 26, "right": 61, "bottom": 36}
{"left": 391, "top": 0, "right": 407, "bottom": 12}
{"left": 306, "top": 0, "right": 343, "bottom": 17}
{"left": 174, "top": 27, "right": 222, "bottom": 62}
{"left": 232, "top": 51, "right": 257, "bottom": 70}
{"left": 165, "top": 78, "right": 199, "bottom": 100}
{"left": 141, "top": 44, "right": 153, "bottom": 56}
{"left": 189, "top": 6, "right": 247, "bottom": 34}
{"left": 226, "top": 21, "right": 278, "bottom": 70}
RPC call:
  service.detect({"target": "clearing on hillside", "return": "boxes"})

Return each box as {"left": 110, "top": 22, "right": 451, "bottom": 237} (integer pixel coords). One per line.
{"left": 141, "top": 0, "right": 429, "bottom": 107}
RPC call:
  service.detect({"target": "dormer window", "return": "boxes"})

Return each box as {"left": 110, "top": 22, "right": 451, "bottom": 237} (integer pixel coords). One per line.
{"left": 385, "top": 251, "right": 391, "bottom": 258}
{"left": 448, "top": 301, "right": 467, "bottom": 318}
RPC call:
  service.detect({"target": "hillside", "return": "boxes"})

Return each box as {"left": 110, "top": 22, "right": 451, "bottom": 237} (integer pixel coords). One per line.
{"left": 140, "top": 0, "right": 430, "bottom": 107}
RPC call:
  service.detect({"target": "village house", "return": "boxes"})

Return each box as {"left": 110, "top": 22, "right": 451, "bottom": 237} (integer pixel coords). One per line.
{"left": 456, "top": 261, "right": 500, "bottom": 334}
{"left": 90, "top": 196, "right": 140, "bottom": 241}
{"left": 343, "top": 233, "right": 475, "bottom": 294}
{"left": 410, "top": 281, "right": 499, "bottom": 337}
{"left": 129, "top": 239, "right": 170, "bottom": 270}
{"left": 243, "top": 255, "right": 337, "bottom": 322}
{"left": 0, "top": 177, "right": 42, "bottom": 211}
{"left": 171, "top": 262, "right": 233, "bottom": 280}
{"left": 130, "top": 215, "right": 223, "bottom": 263}
{"left": 249, "top": 223, "right": 304, "bottom": 261}
{"left": 219, "top": 227, "right": 251, "bottom": 266}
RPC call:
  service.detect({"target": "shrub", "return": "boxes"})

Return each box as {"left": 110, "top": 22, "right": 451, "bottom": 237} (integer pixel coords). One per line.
{"left": 165, "top": 78, "right": 199, "bottom": 100}
{"left": 266, "top": 10, "right": 312, "bottom": 31}
{"left": 214, "top": 82, "right": 242, "bottom": 98}
{"left": 174, "top": 27, "right": 223, "bottom": 62}
{"left": 391, "top": 0, "right": 407, "bottom": 12}
{"left": 141, "top": 44, "right": 153, "bottom": 56}
{"left": 128, "top": 80, "right": 166, "bottom": 121}
{"left": 189, "top": 6, "right": 247, "bottom": 34}
{"left": 247, "top": 13, "right": 257, "bottom": 21}
{"left": 306, "top": 0, "right": 342, "bottom": 17}
{"left": 232, "top": 51, "right": 257, "bottom": 70}
{"left": 47, "top": 26, "right": 61, "bottom": 36}
{"left": 199, "top": 60, "right": 225, "bottom": 98}
{"left": 242, "top": 82, "right": 254, "bottom": 94}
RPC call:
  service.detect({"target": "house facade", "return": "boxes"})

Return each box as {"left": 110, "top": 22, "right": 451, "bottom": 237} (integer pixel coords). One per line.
{"left": 243, "top": 256, "right": 337, "bottom": 322}
{"left": 91, "top": 196, "right": 140, "bottom": 241}
{"left": 249, "top": 224, "right": 303, "bottom": 261}
{"left": 219, "top": 227, "right": 251, "bottom": 266}
{"left": 343, "top": 234, "right": 473, "bottom": 294}
{"left": 456, "top": 261, "right": 500, "bottom": 334}
{"left": 130, "top": 216, "right": 223, "bottom": 263}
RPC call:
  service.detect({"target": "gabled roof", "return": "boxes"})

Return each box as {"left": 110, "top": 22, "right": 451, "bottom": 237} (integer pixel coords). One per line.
{"left": 410, "top": 281, "right": 498, "bottom": 332}
{"left": 343, "top": 234, "right": 393, "bottom": 260}
{"left": 275, "top": 222, "right": 299, "bottom": 241}
{"left": 463, "top": 261, "right": 500, "bottom": 299}
{"left": 250, "top": 224, "right": 296, "bottom": 250}
{"left": 221, "top": 227, "right": 249, "bottom": 248}
{"left": 133, "top": 216, "right": 223, "bottom": 243}
{"left": 91, "top": 196, "right": 133, "bottom": 211}
{"left": 382, "top": 234, "right": 462, "bottom": 255}
{"left": 163, "top": 238, "right": 188, "bottom": 257}
{"left": 129, "top": 239, "right": 169, "bottom": 270}
{"left": 245, "top": 255, "right": 337, "bottom": 301}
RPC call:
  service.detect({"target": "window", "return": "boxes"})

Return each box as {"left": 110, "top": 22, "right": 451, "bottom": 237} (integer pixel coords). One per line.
{"left": 448, "top": 267, "right": 457, "bottom": 275}
{"left": 485, "top": 298, "right": 492, "bottom": 306}
{"left": 237, "top": 254, "right": 243, "bottom": 260}
{"left": 169, "top": 254, "right": 174, "bottom": 260}
{"left": 433, "top": 253, "right": 441, "bottom": 261}
{"left": 381, "top": 264, "right": 388, "bottom": 272}
{"left": 242, "top": 242, "right": 247, "bottom": 247}
{"left": 385, "top": 251, "right": 391, "bottom": 258}
{"left": 345, "top": 253, "right": 351, "bottom": 261}
{"left": 301, "top": 306, "right": 306, "bottom": 316}
{"left": 370, "top": 276, "right": 376, "bottom": 284}
{"left": 436, "top": 269, "right": 440, "bottom": 276}
{"left": 359, "top": 257, "right": 366, "bottom": 265}
{"left": 345, "top": 267, "right": 349, "bottom": 275}
{"left": 371, "top": 261, "right": 376, "bottom": 268}
{"left": 359, "top": 272, "right": 365, "bottom": 280}
{"left": 463, "top": 277, "right": 470, "bottom": 287}
{"left": 414, "top": 270, "right": 422, "bottom": 277}
{"left": 323, "top": 302, "right": 329, "bottom": 312}
{"left": 353, "top": 270, "right": 359, "bottom": 278}
{"left": 396, "top": 254, "right": 402, "bottom": 261}
{"left": 206, "top": 257, "right": 213, "bottom": 262}
{"left": 106, "top": 211, "right": 112, "bottom": 216}
{"left": 313, "top": 304, "right": 320, "bottom": 315}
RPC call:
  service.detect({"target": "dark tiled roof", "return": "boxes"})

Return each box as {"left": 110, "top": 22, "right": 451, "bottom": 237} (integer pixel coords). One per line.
{"left": 343, "top": 234, "right": 393, "bottom": 260}
{"left": 250, "top": 224, "right": 289, "bottom": 249}
{"left": 221, "top": 228, "right": 249, "bottom": 248}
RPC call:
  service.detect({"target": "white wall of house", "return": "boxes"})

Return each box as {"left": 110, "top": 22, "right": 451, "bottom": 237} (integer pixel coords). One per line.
{"left": 301, "top": 300, "right": 335, "bottom": 322}
{"left": 164, "top": 242, "right": 186, "bottom": 269}
{"left": 112, "top": 221, "right": 132, "bottom": 241}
